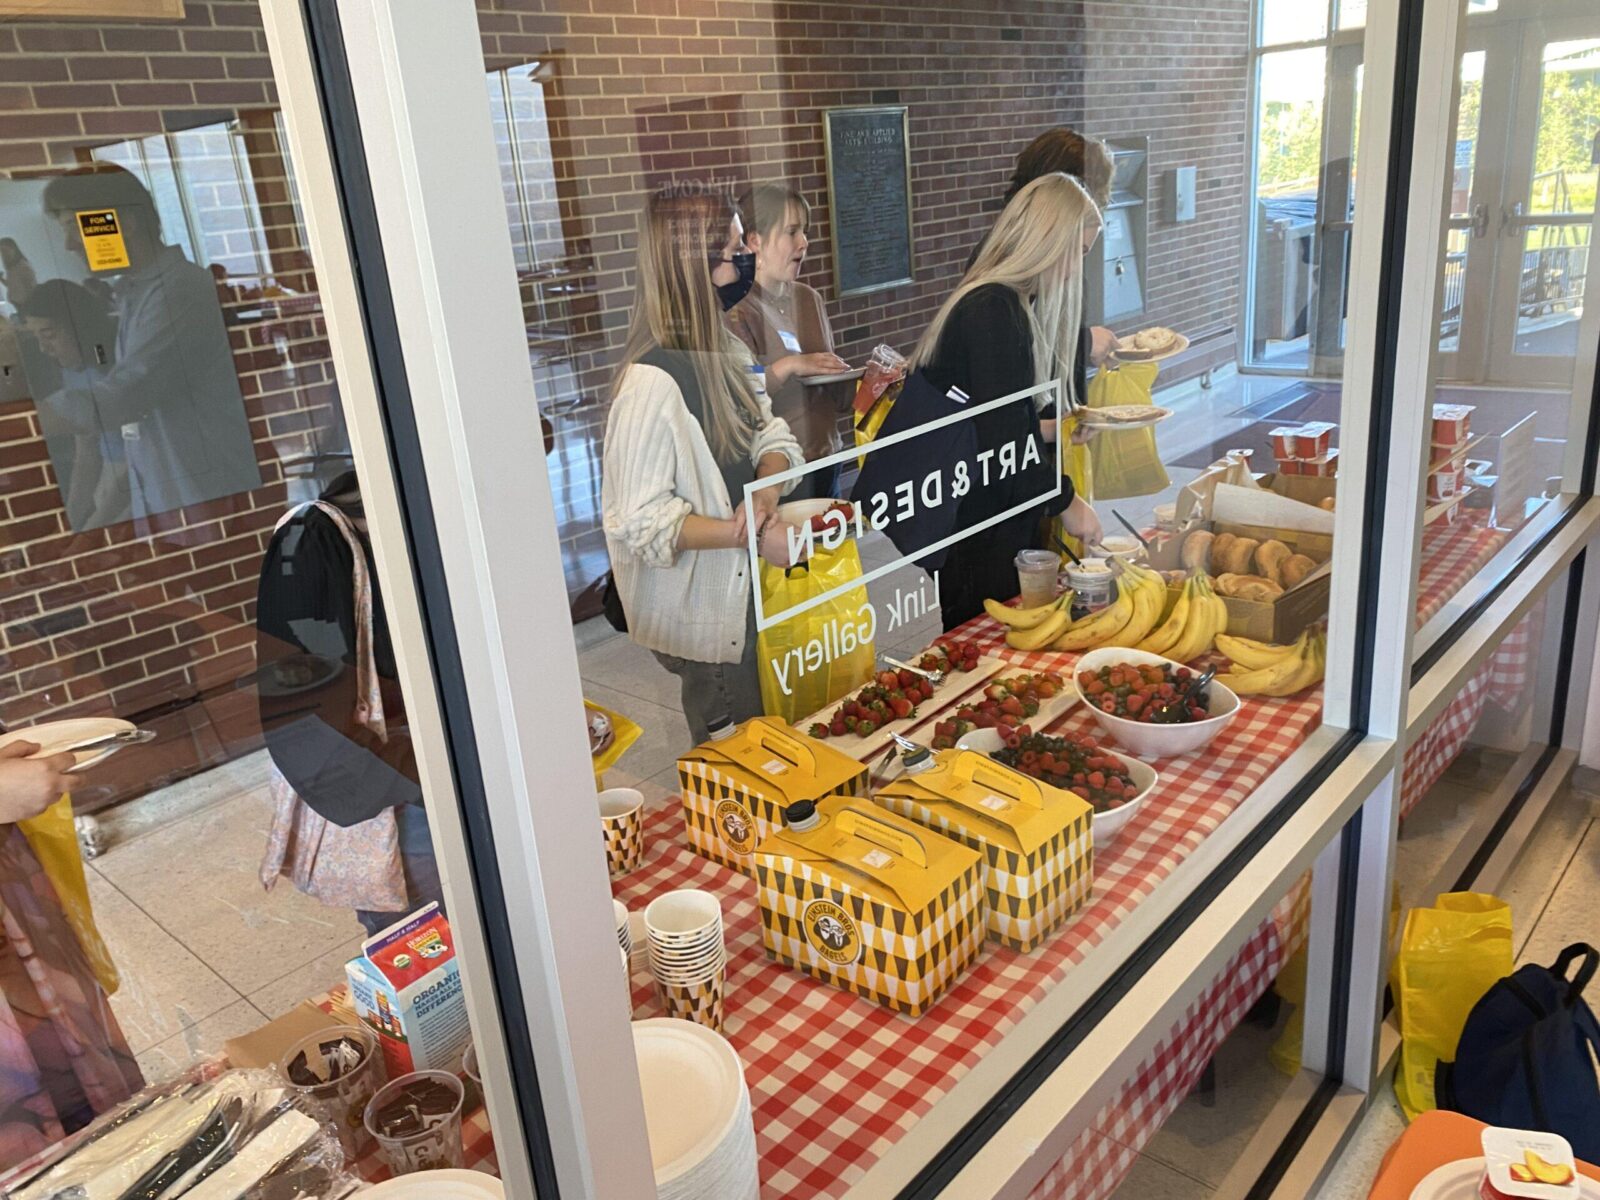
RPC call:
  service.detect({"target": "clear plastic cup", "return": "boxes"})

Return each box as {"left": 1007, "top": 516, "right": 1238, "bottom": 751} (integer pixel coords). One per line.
{"left": 1014, "top": 549, "right": 1060, "bottom": 609}
{"left": 279, "top": 1024, "right": 382, "bottom": 1159}
{"left": 364, "top": 1069, "right": 467, "bottom": 1175}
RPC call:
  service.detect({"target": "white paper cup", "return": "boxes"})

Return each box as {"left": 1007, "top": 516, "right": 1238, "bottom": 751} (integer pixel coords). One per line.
{"left": 599, "top": 788, "right": 646, "bottom": 876}
{"left": 644, "top": 889, "right": 722, "bottom": 943}
{"left": 613, "top": 899, "right": 630, "bottom": 954}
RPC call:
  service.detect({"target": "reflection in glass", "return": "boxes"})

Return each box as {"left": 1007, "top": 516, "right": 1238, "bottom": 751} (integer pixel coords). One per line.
{"left": 1261, "top": 0, "right": 1327, "bottom": 47}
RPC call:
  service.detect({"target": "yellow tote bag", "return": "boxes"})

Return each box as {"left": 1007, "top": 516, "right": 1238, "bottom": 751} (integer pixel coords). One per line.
{"left": 18, "top": 795, "right": 120, "bottom": 995}
{"left": 757, "top": 540, "right": 876, "bottom": 724}
{"left": 1391, "top": 892, "right": 1513, "bottom": 1119}
{"left": 1085, "top": 362, "right": 1170, "bottom": 501}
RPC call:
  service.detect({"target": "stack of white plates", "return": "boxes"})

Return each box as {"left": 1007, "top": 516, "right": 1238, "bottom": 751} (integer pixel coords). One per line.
{"left": 633, "top": 1018, "right": 759, "bottom": 1200}
{"left": 357, "top": 1169, "right": 505, "bottom": 1197}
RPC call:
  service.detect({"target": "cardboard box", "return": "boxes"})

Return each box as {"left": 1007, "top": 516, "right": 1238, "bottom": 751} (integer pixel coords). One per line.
{"left": 224, "top": 1001, "right": 351, "bottom": 1072}
{"left": 874, "top": 749, "right": 1093, "bottom": 951}
{"left": 679, "top": 717, "right": 868, "bottom": 876}
{"left": 1153, "top": 474, "right": 1335, "bottom": 643}
{"left": 345, "top": 904, "right": 471, "bottom": 1079}
{"left": 753, "top": 797, "right": 987, "bottom": 1016}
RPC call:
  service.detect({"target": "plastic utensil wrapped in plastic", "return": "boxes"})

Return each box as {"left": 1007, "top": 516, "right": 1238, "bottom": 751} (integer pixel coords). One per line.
{"left": 756, "top": 538, "right": 876, "bottom": 724}
{"left": 1391, "top": 891, "right": 1513, "bottom": 1119}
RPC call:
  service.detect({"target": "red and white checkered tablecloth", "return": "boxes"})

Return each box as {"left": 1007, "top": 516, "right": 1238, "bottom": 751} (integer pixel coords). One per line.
{"left": 1399, "top": 512, "right": 1537, "bottom": 820}
{"left": 337, "top": 512, "right": 1515, "bottom": 1200}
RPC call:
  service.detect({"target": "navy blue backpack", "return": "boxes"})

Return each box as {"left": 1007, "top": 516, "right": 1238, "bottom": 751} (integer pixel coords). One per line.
{"left": 1437, "top": 942, "right": 1600, "bottom": 1162}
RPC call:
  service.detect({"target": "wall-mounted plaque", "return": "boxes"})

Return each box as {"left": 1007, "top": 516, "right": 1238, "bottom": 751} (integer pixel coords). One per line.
{"left": 823, "top": 106, "right": 914, "bottom": 298}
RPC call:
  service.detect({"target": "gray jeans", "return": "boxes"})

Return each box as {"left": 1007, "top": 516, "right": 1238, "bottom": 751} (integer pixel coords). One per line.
{"left": 651, "top": 611, "right": 764, "bottom": 744}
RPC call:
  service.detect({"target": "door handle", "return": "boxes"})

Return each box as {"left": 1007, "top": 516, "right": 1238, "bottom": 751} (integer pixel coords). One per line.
{"left": 1500, "top": 200, "right": 1524, "bottom": 236}
{"left": 1470, "top": 202, "right": 1489, "bottom": 239}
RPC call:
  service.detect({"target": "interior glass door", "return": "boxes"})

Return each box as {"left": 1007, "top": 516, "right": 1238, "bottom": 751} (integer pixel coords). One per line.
{"left": 1488, "top": 21, "right": 1599, "bottom": 384}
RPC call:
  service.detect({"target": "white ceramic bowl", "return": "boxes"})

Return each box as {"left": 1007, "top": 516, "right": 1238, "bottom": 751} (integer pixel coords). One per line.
{"left": 1070, "top": 648, "right": 1238, "bottom": 761}
{"left": 955, "top": 728, "right": 1159, "bottom": 848}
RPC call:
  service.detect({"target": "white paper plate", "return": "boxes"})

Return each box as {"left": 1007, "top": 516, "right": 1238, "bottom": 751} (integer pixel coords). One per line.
{"left": 257, "top": 653, "right": 343, "bottom": 697}
{"left": 1111, "top": 331, "right": 1190, "bottom": 363}
{"left": 357, "top": 1169, "right": 505, "bottom": 1197}
{"left": 0, "top": 718, "right": 136, "bottom": 771}
{"left": 1410, "top": 1157, "right": 1600, "bottom": 1199}
{"left": 798, "top": 367, "right": 865, "bottom": 385}
{"left": 634, "top": 1018, "right": 747, "bottom": 1186}
{"left": 1078, "top": 405, "right": 1173, "bottom": 430}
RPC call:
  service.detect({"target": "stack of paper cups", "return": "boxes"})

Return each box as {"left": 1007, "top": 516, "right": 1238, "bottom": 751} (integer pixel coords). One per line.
{"left": 644, "top": 889, "right": 726, "bottom": 1033}
{"left": 615, "top": 899, "right": 633, "bottom": 985}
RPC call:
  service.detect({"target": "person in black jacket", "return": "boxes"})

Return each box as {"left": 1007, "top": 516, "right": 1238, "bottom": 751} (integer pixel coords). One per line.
{"left": 255, "top": 473, "right": 442, "bottom": 935}
{"left": 913, "top": 173, "right": 1106, "bottom": 629}
{"left": 970, "top": 128, "right": 1120, "bottom": 408}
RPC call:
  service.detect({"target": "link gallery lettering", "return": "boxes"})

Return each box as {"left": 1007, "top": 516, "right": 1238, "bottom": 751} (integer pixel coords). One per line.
{"left": 766, "top": 572, "right": 937, "bottom": 697}
{"left": 784, "top": 431, "right": 1044, "bottom": 568}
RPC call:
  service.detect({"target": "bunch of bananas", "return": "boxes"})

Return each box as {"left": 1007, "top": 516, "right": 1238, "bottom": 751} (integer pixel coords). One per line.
{"left": 986, "top": 594, "right": 1073, "bottom": 651}
{"left": 988, "top": 565, "right": 1228, "bottom": 659}
{"left": 1134, "top": 570, "right": 1228, "bottom": 662}
{"left": 1216, "top": 629, "right": 1326, "bottom": 696}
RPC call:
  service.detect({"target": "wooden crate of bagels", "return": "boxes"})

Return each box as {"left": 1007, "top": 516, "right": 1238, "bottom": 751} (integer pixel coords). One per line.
{"left": 1153, "top": 474, "right": 1335, "bottom": 643}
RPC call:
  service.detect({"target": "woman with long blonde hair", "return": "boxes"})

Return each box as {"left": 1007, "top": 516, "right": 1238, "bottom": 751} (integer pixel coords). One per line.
{"left": 602, "top": 187, "right": 804, "bottom": 741}
{"left": 912, "top": 172, "right": 1104, "bottom": 628}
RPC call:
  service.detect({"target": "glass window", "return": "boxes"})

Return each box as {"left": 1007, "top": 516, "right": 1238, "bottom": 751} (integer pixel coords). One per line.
{"left": 1262, "top": 0, "right": 1329, "bottom": 47}
{"left": 464, "top": 0, "right": 1387, "bottom": 1193}
{"left": 0, "top": 2, "right": 507, "bottom": 1189}
{"left": 1414, "top": 3, "right": 1600, "bottom": 663}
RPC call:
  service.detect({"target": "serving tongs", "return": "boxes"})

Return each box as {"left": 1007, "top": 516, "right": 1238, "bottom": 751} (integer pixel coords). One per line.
{"left": 1148, "top": 664, "right": 1216, "bottom": 724}
{"left": 880, "top": 653, "right": 945, "bottom": 689}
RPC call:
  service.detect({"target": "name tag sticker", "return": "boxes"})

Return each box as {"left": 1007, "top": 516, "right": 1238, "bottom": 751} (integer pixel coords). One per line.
{"left": 860, "top": 849, "right": 893, "bottom": 869}
{"left": 978, "top": 794, "right": 1008, "bottom": 812}
{"left": 779, "top": 330, "right": 803, "bottom": 354}
{"left": 759, "top": 757, "right": 789, "bottom": 776}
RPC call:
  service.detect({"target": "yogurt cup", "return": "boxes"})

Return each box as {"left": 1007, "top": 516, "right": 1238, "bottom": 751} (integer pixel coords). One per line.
{"left": 1014, "top": 549, "right": 1061, "bottom": 609}
{"left": 1066, "top": 558, "right": 1115, "bottom": 618}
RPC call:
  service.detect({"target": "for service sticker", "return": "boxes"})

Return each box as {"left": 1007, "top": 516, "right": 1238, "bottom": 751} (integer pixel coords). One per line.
{"left": 76, "top": 209, "right": 131, "bottom": 271}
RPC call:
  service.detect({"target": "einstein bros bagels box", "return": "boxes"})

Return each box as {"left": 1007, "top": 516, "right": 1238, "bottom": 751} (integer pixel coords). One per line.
{"left": 345, "top": 904, "right": 471, "bottom": 1078}
{"left": 679, "top": 716, "right": 868, "bottom": 875}
{"left": 753, "top": 797, "right": 986, "bottom": 1016}
{"left": 875, "top": 748, "right": 1093, "bottom": 952}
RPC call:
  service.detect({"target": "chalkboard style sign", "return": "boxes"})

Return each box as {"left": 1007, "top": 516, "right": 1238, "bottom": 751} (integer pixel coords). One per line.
{"left": 823, "top": 106, "right": 914, "bottom": 298}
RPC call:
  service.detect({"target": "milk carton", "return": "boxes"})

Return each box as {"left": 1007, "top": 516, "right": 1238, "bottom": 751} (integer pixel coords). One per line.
{"left": 345, "top": 904, "right": 471, "bottom": 1078}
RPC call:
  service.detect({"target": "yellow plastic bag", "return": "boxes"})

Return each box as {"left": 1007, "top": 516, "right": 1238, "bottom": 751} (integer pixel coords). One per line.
{"left": 586, "top": 699, "right": 642, "bottom": 789}
{"left": 18, "top": 795, "right": 120, "bottom": 995}
{"left": 1085, "top": 362, "right": 1170, "bottom": 501}
{"left": 1392, "top": 892, "right": 1512, "bottom": 1119}
{"left": 757, "top": 539, "right": 876, "bottom": 724}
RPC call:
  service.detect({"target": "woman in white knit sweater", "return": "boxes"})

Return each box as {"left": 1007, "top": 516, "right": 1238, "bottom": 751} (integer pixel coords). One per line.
{"left": 602, "top": 189, "right": 805, "bottom": 742}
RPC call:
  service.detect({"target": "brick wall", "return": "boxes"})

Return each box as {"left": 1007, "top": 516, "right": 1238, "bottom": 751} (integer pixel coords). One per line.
{"left": 0, "top": 0, "right": 1255, "bottom": 798}
{"left": 481, "top": 0, "right": 1253, "bottom": 596}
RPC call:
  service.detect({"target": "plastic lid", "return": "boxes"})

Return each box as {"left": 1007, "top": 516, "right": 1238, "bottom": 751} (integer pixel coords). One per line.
{"left": 706, "top": 715, "right": 736, "bottom": 741}
{"left": 784, "top": 800, "right": 820, "bottom": 830}
{"left": 901, "top": 747, "right": 935, "bottom": 773}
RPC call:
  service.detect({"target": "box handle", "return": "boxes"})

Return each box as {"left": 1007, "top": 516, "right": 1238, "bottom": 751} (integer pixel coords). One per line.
{"left": 950, "top": 750, "right": 1045, "bottom": 809}
{"left": 835, "top": 807, "right": 928, "bottom": 868}
{"left": 750, "top": 718, "right": 817, "bottom": 773}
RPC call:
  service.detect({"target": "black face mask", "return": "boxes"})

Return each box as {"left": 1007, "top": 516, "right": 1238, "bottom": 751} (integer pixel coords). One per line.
{"left": 710, "top": 250, "right": 756, "bottom": 310}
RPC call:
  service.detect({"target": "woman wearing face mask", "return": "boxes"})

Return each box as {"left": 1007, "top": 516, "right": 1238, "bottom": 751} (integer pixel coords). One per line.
{"left": 603, "top": 188, "right": 806, "bottom": 743}
{"left": 913, "top": 172, "right": 1105, "bottom": 630}
{"left": 726, "top": 184, "right": 851, "bottom": 500}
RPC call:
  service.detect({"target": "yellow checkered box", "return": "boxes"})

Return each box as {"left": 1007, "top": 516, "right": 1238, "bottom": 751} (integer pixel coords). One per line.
{"left": 753, "top": 798, "right": 987, "bottom": 1017}
{"left": 874, "top": 749, "right": 1093, "bottom": 952}
{"left": 679, "top": 718, "right": 867, "bottom": 876}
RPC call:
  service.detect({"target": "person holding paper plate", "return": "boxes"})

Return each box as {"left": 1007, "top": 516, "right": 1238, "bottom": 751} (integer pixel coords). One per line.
{"left": 0, "top": 738, "right": 142, "bottom": 1160}
{"left": 726, "top": 183, "right": 852, "bottom": 500}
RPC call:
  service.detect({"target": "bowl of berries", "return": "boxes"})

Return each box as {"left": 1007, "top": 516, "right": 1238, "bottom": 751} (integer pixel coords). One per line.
{"left": 955, "top": 726, "right": 1158, "bottom": 847}
{"left": 1072, "top": 648, "right": 1238, "bottom": 761}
